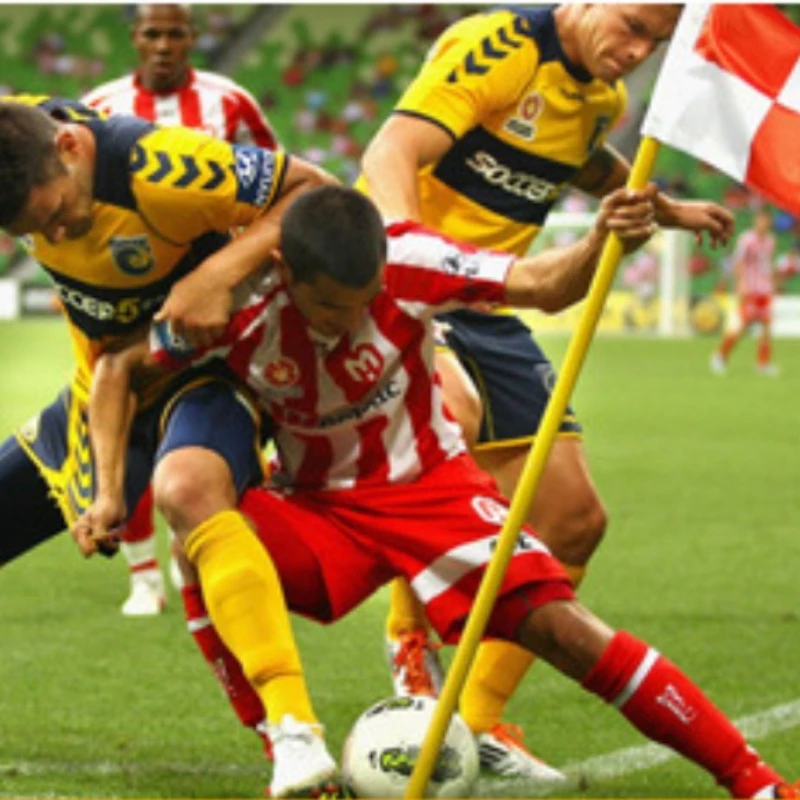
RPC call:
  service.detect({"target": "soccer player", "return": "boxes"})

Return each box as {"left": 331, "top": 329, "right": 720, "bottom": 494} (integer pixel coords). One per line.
{"left": 0, "top": 98, "right": 340, "bottom": 797}
{"left": 83, "top": 3, "right": 278, "bottom": 617}
{"left": 711, "top": 208, "right": 780, "bottom": 376}
{"left": 81, "top": 185, "right": 796, "bottom": 800}
{"left": 358, "top": 3, "right": 735, "bottom": 777}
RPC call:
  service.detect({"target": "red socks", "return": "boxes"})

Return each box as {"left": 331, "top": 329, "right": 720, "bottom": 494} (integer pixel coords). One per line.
{"left": 181, "top": 584, "right": 267, "bottom": 731}
{"left": 582, "top": 631, "right": 783, "bottom": 797}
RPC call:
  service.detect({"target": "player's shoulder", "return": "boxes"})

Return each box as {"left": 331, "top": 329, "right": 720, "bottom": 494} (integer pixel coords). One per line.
{"left": 192, "top": 68, "right": 253, "bottom": 98}
{"left": 82, "top": 73, "right": 135, "bottom": 105}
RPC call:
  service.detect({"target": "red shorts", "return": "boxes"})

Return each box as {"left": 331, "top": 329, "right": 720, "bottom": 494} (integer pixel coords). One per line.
{"left": 740, "top": 293, "right": 772, "bottom": 325}
{"left": 239, "top": 454, "right": 574, "bottom": 644}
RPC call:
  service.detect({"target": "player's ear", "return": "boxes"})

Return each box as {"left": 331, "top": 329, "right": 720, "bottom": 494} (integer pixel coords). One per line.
{"left": 53, "top": 125, "right": 81, "bottom": 161}
{"left": 272, "top": 249, "right": 291, "bottom": 283}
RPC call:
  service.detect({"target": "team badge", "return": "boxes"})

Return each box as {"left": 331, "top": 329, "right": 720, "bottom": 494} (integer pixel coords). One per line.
{"left": 471, "top": 495, "right": 509, "bottom": 525}
{"left": 264, "top": 356, "right": 300, "bottom": 388}
{"left": 110, "top": 234, "right": 154, "bottom": 276}
{"left": 504, "top": 92, "right": 543, "bottom": 141}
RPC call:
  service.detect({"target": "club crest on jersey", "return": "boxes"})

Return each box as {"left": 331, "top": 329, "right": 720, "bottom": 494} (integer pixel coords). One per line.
{"left": 343, "top": 343, "right": 384, "bottom": 383}
{"left": 110, "top": 234, "right": 154, "bottom": 276}
{"left": 264, "top": 356, "right": 300, "bottom": 388}
{"left": 504, "top": 92, "right": 543, "bottom": 141}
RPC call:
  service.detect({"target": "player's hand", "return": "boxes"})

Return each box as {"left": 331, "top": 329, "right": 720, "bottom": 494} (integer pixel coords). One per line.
{"left": 655, "top": 196, "right": 734, "bottom": 248}
{"left": 71, "top": 494, "right": 126, "bottom": 559}
{"left": 155, "top": 270, "right": 233, "bottom": 348}
{"left": 595, "top": 185, "right": 658, "bottom": 254}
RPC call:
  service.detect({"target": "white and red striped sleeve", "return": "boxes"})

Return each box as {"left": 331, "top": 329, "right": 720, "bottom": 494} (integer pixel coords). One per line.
{"left": 383, "top": 221, "right": 514, "bottom": 310}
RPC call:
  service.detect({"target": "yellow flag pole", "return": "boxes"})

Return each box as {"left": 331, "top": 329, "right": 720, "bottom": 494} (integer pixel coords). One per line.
{"left": 404, "top": 136, "right": 662, "bottom": 799}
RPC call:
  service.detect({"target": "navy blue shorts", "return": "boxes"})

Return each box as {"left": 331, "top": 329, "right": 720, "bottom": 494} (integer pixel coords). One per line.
{"left": 2, "top": 363, "right": 267, "bottom": 565}
{"left": 436, "top": 308, "right": 582, "bottom": 447}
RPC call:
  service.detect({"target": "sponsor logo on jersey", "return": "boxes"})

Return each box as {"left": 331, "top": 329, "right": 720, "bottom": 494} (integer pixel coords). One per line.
{"left": 110, "top": 234, "right": 154, "bottom": 276}
{"left": 503, "top": 92, "right": 543, "bottom": 141}
{"left": 264, "top": 356, "right": 301, "bottom": 388}
{"left": 465, "top": 151, "right": 560, "bottom": 204}
{"left": 53, "top": 282, "right": 164, "bottom": 326}
{"left": 471, "top": 495, "right": 508, "bottom": 525}
{"left": 343, "top": 343, "right": 384, "bottom": 384}
{"left": 441, "top": 251, "right": 480, "bottom": 278}
{"left": 234, "top": 145, "right": 276, "bottom": 206}
{"left": 317, "top": 380, "right": 401, "bottom": 428}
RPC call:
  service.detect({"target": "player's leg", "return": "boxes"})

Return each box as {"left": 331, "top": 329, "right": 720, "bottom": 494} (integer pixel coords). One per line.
{"left": 118, "top": 486, "right": 166, "bottom": 616}
{"left": 713, "top": 297, "right": 750, "bottom": 372}
{"left": 756, "top": 301, "right": 778, "bottom": 375}
{"left": 0, "top": 432, "right": 66, "bottom": 566}
{"left": 514, "top": 599, "right": 793, "bottom": 798}
{"left": 383, "top": 348, "right": 479, "bottom": 698}
{"left": 450, "top": 311, "right": 601, "bottom": 780}
{"left": 151, "top": 379, "right": 338, "bottom": 797}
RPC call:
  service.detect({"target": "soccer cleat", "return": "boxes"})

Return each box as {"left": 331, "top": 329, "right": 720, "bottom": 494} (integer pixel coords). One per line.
{"left": 121, "top": 569, "right": 166, "bottom": 617}
{"left": 756, "top": 362, "right": 780, "bottom": 377}
{"left": 267, "top": 715, "right": 341, "bottom": 798}
{"left": 753, "top": 782, "right": 800, "bottom": 799}
{"left": 386, "top": 629, "right": 444, "bottom": 697}
{"left": 710, "top": 351, "right": 727, "bottom": 375}
{"left": 477, "top": 722, "right": 566, "bottom": 784}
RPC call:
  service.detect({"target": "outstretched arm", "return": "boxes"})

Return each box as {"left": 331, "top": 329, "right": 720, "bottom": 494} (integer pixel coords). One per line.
{"left": 504, "top": 186, "right": 656, "bottom": 312}
{"left": 72, "top": 332, "right": 155, "bottom": 558}
{"left": 572, "top": 143, "right": 734, "bottom": 249}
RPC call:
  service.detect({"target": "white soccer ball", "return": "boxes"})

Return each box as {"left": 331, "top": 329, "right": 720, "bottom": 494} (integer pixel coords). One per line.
{"left": 342, "top": 695, "right": 479, "bottom": 798}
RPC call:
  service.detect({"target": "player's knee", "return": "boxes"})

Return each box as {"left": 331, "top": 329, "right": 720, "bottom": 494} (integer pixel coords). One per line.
{"left": 536, "top": 494, "right": 607, "bottom": 566}
{"left": 152, "top": 450, "right": 235, "bottom": 537}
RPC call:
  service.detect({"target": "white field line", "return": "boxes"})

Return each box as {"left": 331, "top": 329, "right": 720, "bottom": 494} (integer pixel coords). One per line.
{"left": 1, "top": 698, "right": 799, "bottom": 798}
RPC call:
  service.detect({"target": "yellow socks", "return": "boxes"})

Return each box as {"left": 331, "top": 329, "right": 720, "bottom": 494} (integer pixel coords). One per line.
{"left": 185, "top": 509, "right": 316, "bottom": 725}
{"left": 459, "top": 563, "right": 587, "bottom": 733}
{"left": 385, "top": 577, "right": 429, "bottom": 640}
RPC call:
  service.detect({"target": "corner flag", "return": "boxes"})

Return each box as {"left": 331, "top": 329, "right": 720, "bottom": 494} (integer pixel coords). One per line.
{"left": 642, "top": 4, "right": 800, "bottom": 217}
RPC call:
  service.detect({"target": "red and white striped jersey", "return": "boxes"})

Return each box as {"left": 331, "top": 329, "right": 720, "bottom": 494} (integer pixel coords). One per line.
{"left": 82, "top": 68, "right": 277, "bottom": 148}
{"left": 153, "top": 221, "right": 514, "bottom": 490}
{"left": 734, "top": 229, "right": 776, "bottom": 297}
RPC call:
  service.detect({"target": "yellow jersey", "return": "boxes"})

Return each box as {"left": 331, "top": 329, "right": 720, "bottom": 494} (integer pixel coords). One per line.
{"left": 386, "top": 7, "right": 627, "bottom": 257}
{"left": 6, "top": 96, "right": 288, "bottom": 404}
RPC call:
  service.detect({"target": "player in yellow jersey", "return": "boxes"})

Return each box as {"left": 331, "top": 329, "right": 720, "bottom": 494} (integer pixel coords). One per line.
{"left": 359, "top": 4, "right": 734, "bottom": 781}
{"left": 0, "top": 97, "right": 342, "bottom": 797}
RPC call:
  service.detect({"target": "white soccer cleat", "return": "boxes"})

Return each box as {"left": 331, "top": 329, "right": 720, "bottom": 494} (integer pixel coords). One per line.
{"left": 267, "top": 715, "right": 341, "bottom": 798}
{"left": 477, "top": 723, "right": 566, "bottom": 785}
{"left": 756, "top": 362, "right": 780, "bottom": 377}
{"left": 121, "top": 569, "right": 166, "bottom": 617}
{"left": 385, "top": 629, "right": 444, "bottom": 697}
{"left": 710, "top": 351, "right": 727, "bottom": 375}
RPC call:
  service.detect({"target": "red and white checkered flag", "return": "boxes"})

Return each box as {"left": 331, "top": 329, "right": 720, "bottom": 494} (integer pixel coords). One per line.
{"left": 642, "top": 4, "right": 800, "bottom": 216}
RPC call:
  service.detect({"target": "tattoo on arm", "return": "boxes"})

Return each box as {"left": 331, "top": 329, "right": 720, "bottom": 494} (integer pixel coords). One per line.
{"left": 571, "top": 146, "right": 627, "bottom": 196}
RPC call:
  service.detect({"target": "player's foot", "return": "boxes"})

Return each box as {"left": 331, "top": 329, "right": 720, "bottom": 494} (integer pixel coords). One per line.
{"left": 121, "top": 568, "right": 166, "bottom": 617}
{"left": 267, "top": 715, "right": 341, "bottom": 798}
{"left": 710, "top": 351, "right": 727, "bottom": 375}
{"left": 756, "top": 362, "right": 780, "bottom": 377}
{"left": 386, "top": 629, "right": 444, "bottom": 697}
{"left": 477, "top": 722, "right": 566, "bottom": 784}
{"left": 753, "top": 782, "right": 800, "bottom": 798}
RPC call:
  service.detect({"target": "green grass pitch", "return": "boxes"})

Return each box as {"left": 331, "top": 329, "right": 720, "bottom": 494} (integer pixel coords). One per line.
{"left": 1, "top": 318, "right": 798, "bottom": 798}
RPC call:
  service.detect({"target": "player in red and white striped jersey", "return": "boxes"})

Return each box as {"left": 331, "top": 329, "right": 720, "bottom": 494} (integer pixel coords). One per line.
{"left": 83, "top": 5, "right": 276, "bottom": 148}
{"left": 83, "top": 4, "right": 278, "bottom": 620}
{"left": 711, "top": 208, "right": 780, "bottom": 376}
{"left": 82, "top": 187, "right": 796, "bottom": 800}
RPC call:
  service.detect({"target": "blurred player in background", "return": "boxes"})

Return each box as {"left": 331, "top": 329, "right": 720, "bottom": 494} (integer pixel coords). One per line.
{"left": 711, "top": 208, "right": 780, "bottom": 376}
{"left": 83, "top": 3, "right": 278, "bottom": 617}
{"left": 360, "top": 3, "right": 733, "bottom": 780}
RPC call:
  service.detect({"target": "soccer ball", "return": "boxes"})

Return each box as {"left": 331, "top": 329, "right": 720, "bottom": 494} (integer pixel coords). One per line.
{"left": 342, "top": 695, "right": 479, "bottom": 798}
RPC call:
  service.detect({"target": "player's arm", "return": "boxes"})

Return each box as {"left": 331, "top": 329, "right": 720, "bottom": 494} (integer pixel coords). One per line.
{"left": 572, "top": 143, "right": 734, "bottom": 248}
{"left": 504, "top": 186, "right": 656, "bottom": 312}
{"left": 361, "top": 114, "right": 454, "bottom": 221}
{"left": 155, "top": 153, "right": 336, "bottom": 347}
{"left": 72, "top": 331, "right": 158, "bottom": 558}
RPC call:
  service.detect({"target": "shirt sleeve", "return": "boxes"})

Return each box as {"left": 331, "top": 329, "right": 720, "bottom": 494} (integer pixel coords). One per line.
{"left": 230, "top": 85, "right": 279, "bottom": 149}
{"left": 384, "top": 221, "right": 514, "bottom": 310}
{"left": 395, "top": 11, "right": 538, "bottom": 140}
{"left": 130, "top": 126, "right": 287, "bottom": 245}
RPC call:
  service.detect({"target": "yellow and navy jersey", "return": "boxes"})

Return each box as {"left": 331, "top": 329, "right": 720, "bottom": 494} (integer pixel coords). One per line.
{"left": 6, "top": 95, "right": 288, "bottom": 402}
{"left": 389, "top": 6, "right": 626, "bottom": 257}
